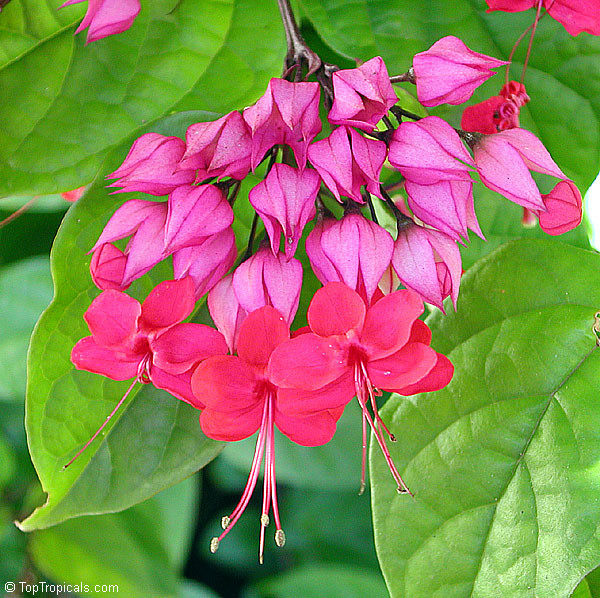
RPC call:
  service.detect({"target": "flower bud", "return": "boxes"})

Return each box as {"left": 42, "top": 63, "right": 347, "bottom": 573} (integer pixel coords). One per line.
{"left": 412, "top": 36, "right": 508, "bottom": 107}
{"left": 328, "top": 56, "right": 398, "bottom": 132}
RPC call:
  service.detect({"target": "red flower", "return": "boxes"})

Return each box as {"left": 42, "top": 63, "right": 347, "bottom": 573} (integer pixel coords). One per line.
{"left": 72, "top": 277, "right": 227, "bottom": 408}
{"left": 192, "top": 306, "right": 341, "bottom": 561}
{"left": 269, "top": 282, "right": 453, "bottom": 493}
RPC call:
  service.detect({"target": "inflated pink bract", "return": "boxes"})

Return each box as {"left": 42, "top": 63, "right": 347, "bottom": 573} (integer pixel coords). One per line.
{"left": 328, "top": 56, "right": 398, "bottom": 131}
{"left": 413, "top": 36, "right": 508, "bottom": 107}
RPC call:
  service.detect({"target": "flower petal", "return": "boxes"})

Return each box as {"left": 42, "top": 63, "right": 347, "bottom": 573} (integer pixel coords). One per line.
{"left": 276, "top": 369, "right": 355, "bottom": 416}
{"left": 150, "top": 367, "right": 204, "bottom": 410}
{"left": 393, "top": 353, "right": 454, "bottom": 395}
{"left": 200, "top": 404, "right": 264, "bottom": 441}
{"left": 268, "top": 333, "right": 348, "bottom": 391}
{"left": 237, "top": 306, "right": 289, "bottom": 369}
{"left": 361, "top": 289, "right": 424, "bottom": 360}
{"left": 191, "top": 355, "right": 258, "bottom": 411}
{"left": 139, "top": 277, "right": 196, "bottom": 333}
{"left": 151, "top": 323, "right": 229, "bottom": 375}
{"left": 367, "top": 342, "right": 437, "bottom": 391}
{"left": 84, "top": 290, "right": 141, "bottom": 349}
{"left": 71, "top": 337, "right": 140, "bottom": 380}
{"left": 275, "top": 408, "right": 339, "bottom": 447}
{"left": 307, "top": 282, "right": 366, "bottom": 338}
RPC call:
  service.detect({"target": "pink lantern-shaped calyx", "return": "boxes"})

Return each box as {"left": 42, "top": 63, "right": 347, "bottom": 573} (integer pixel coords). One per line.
{"left": 249, "top": 164, "right": 319, "bottom": 259}
{"left": 392, "top": 223, "right": 462, "bottom": 311}
{"left": 537, "top": 180, "right": 583, "bottom": 235}
{"left": 308, "top": 126, "right": 387, "bottom": 203}
{"left": 178, "top": 111, "right": 252, "bottom": 181}
{"left": 413, "top": 36, "right": 508, "bottom": 107}
{"left": 107, "top": 133, "right": 195, "bottom": 196}
{"left": 243, "top": 78, "right": 321, "bottom": 169}
{"left": 328, "top": 56, "right": 398, "bottom": 131}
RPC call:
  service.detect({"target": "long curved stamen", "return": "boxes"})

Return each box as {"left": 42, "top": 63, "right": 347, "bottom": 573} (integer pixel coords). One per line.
{"left": 359, "top": 361, "right": 396, "bottom": 442}
{"left": 211, "top": 397, "right": 270, "bottom": 554}
{"left": 259, "top": 395, "right": 274, "bottom": 564}
{"left": 267, "top": 392, "right": 284, "bottom": 547}
{"left": 63, "top": 375, "right": 139, "bottom": 469}
{"left": 354, "top": 364, "right": 411, "bottom": 495}
{"left": 521, "top": 0, "right": 544, "bottom": 84}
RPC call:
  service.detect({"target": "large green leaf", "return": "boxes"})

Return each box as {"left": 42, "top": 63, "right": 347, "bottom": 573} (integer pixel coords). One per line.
{"left": 19, "top": 113, "right": 225, "bottom": 532}
{"left": 29, "top": 478, "right": 198, "bottom": 598}
{"left": 297, "top": 0, "right": 600, "bottom": 193}
{"left": 371, "top": 239, "right": 600, "bottom": 598}
{"left": 0, "top": 0, "right": 284, "bottom": 196}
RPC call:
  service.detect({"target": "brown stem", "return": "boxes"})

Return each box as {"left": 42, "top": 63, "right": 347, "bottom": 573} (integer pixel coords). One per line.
{"left": 276, "top": 0, "right": 321, "bottom": 77}
{"left": 0, "top": 198, "right": 37, "bottom": 229}
{"left": 389, "top": 67, "right": 415, "bottom": 84}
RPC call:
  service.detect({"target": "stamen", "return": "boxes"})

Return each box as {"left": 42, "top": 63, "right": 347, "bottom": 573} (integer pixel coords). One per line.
{"left": 354, "top": 364, "right": 412, "bottom": 495}
{"left": 210, "top": 537, "right": 220, "bottom": 553}
{"left": 212, "top": 399, "right": 270, "bottom": 549}
{"left": 261, "top": 514, "right": 270, "bottom": 527}
{"left": 275, "top": 529, "right": 286, "bottom": 547}
{"left": 259, "top": 395, "right": 274, "bottom": 564}
{"left": 267, "top": 392, "right": 283, "bottom": 533}
{"left": 221, "top": 516, "right": 230, "bottom": 530}
{"left": 360, "top": 361, "right": 396, "bottom": 442}
{"left": 63, "top": 376, "right": 138, "bottom": 469}
{"left": 521, "top": 0, "right": 544, "bottom": 84}
{"left": 355, "top": 365, "right": 368, "bottom": 495}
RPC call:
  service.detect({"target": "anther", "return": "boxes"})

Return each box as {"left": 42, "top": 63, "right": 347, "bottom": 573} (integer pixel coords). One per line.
{"left": 221, "top": 516, "right": 230, "bottom": 529}
{"left": 275, "top": 529, "right": 286, "bottom": 547}
{"left": 261, "top": 514, "right": 270, "bottom": 527}
{"left": 358, "top": 481, "right": 366, "bottom": 496}
{"left": 210, "top": 537, "right": 220, "bottom": 553}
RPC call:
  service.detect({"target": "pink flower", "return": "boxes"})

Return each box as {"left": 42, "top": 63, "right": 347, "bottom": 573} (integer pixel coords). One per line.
{"left": 404, "top": 179, "right": 483, "bottom": 242}
{"left": 306, "top": 211, "right": 394, "bottom": 304}
{"left": 192, "top": 306, "right": 341, "bottom": 561}
{"left": 536, "top": 179, "right": 583, "bottom": 235}
{"left": 71, "top": 277, "right": 228, "bottom": 408}
{"left": 178, "top": 112, "right": 252, "bottom": 181}
{"left": 308, "top": 126, "right": 387, "bottom": 203}
{"left": 107, "top": 133, "right": 195, "bottom": 196}
{"left": 90, "top": 243, "right": 129, "bottom": 291}
{"left": 462, "top": 81, "right": 530, "bottom": 134}
{"left": 249, "top": 164, "right": 319, "bottom": 260}
{"left": 388, "top": 116, "right": 474, "bottom": 184}
{"left": 60, "top": 0, "right": 140, "bottom": 44}
{"left": 391, "top": 223, "right": 462, "bottom": 311}
{"left": 243, "top": 79, "right": 321, "bottom": 169}
{"left": 172, "top": 228, "right": 237, "bottom": 298}
{"left": 485, "top": 0, "right": 600, "bottom": 37}
{"left": 163, "top": 184, "right": 234, "bottom": 254}
{"left": 413, "top": 36, "right": 508, "bottom": 107}
{"left": 92, "top": 199, "right": 167, "bottom": 287}
{"left": 232, "top": 248, "right": 303, "bottom": 326}
{"left": 328, "top": 57, "right": 398, "bottom": 131}
{"left": 472, "top": 128, "right": 566, "bottom": 210}
{"left": 269, "top": 282, "right": 453, "bottom": 493}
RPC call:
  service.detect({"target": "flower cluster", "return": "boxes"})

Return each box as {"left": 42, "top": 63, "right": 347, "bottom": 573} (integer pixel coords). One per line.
{"left": 70, "top": 34, "right": 583, "bottom": 560}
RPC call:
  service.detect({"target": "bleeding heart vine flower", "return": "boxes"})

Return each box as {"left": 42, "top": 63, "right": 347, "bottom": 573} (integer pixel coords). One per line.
{"left": 68, "top": 277, "right": 227, "bottom": 466}
{"left": 269, "top": 282, "right": 453, "bottom": 494}
{"left": 192, "top": 306, "right": 342, "bottom": 562}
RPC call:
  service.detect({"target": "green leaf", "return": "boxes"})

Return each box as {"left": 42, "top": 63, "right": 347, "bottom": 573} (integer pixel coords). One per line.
{"left": 572, "top": 579, "right": 593, "bottom": 598}
{"left": 255, "top": 564, "right": 388, "bottom": 598}
{"left": 297, "top": 0, "right": 600, "bottom": 192}
{"left": 29, "top": 480, "right": 198, "bottom": 598}
{"left": 20, "top": 113, "right": 224, "bottom": 532}
{"left": 371, "top": 239, "right": 600, "bottom": 598}
{"left": 0, "top": 257, "right": 53, "bottom": 400}
{"left": 0, "top": 0, "right": 284, "bottom": 196}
